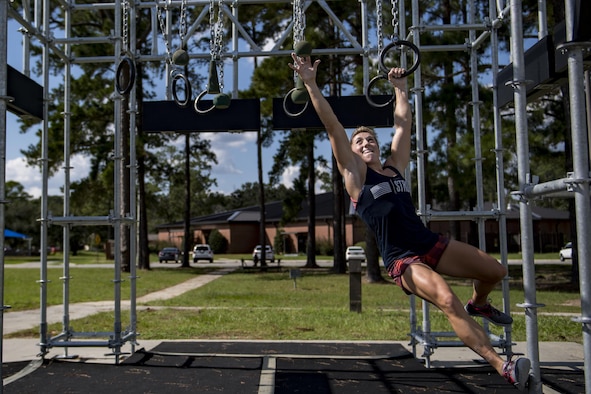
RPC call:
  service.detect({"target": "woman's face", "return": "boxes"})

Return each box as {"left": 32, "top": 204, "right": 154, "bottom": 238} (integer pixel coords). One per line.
{"left": 351, "top": 132, "right": 380, "bottom": 163}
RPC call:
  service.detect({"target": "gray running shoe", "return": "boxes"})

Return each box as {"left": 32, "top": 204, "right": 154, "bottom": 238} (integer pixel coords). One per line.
{"left": 465, "top": 300, "right": 513, "bottom": 326}
{"left": 503, "top": 357, "right": 531, "bottom": 391}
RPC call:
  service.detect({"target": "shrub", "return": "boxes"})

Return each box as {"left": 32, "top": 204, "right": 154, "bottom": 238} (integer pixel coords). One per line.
{"left": 316, "top": 237, "right": 334, "bottom": 256}
{"left": 208, "top": 230, "right": 228, "bottom": 254}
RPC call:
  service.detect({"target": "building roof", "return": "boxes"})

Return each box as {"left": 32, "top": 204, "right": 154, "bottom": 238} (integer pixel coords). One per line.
{"left": 157, "top": 194, "right": 569, "bottom": 231}
{"left": 156, "top": 191, "right": 353, "bottom": 230}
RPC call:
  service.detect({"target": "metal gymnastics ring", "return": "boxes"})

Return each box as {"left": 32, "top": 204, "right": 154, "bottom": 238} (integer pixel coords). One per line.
{"left": 115, "top": 57, "right": 136, "bottom": 95}
{"left": 364, "top": 74, "right": 396, "bottom": 108}
{"left": 171, "top": 73, "right": 192, "bottom": 108}
{"left": 282, "top": 87, "right": 309, "bottom": 118}
{"left": 378, "top": 40, "right": 421, "bottom": 77}
{"left": 194, "top": 89, "right": 216, "bottom": 114}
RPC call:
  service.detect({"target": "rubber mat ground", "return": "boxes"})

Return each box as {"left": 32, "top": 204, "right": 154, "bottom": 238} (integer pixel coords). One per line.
{"left": 2, "top": 341, "right": 584, "bottom": 393}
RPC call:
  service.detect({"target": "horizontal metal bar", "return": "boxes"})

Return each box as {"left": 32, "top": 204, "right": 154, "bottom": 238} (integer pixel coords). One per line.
{"left": 419, "top": 210, "right": 499, "bottom": 221}
{"left": 523, "top": 177, "right": 569, "bottom": 197}
{"left": 416, "top": 23, "right": 490, "bottom": 32}
{"left": 71, "top": 0, "right": 294, "bottom": 11}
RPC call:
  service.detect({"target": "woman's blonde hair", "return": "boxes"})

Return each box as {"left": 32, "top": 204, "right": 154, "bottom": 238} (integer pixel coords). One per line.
{"left": 350, "top": 126, "right": 379, "bottom": 145}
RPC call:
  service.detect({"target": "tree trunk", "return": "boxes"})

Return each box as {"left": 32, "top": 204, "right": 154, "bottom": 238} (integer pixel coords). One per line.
{"left": 305, "top": 132, "right": 318, "bottom": 268}
{"left": 120, "top": 94, "right": 131, "bottom": 273}
{"left": 136, "top": 62, "right": 150, "bottom": 270}
{"left": 258, "top": 128, "right": 267, "bottom": 267}
{"left": 332, "top": 156, "right": 346, "bottom": 273}
{"left": 181, "top": 133, "right": 191, "bottom": 268}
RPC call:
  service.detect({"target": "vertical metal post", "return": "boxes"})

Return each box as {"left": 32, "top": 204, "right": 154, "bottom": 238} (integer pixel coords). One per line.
{"left": 38, "top": 0, "right": 51, "bottom": 358}
{"left": 410, "top": 0, "right": 428, "bottom": 361}
{"left": 510, "top": 0, "right": 542, "bottom": 391}
{"left": 489, "top": 0, "right": 513, "bottom": 357}
{"left": 59, "top": 0, "right": 73, "bottom": 360}
{"left": 468, "top": 0, "right": 486, "bottom": 249}
{"left": 127, "top": 0, "right": 139, "bottom": 354}
{"left": 113, "top": 0, "right": 124, "bottom": 364}
{"left": 560, "top": 2, "right": 591, "bottom": 392}
{"left": 0, "top": 0, "right": 8, "bottom": 388}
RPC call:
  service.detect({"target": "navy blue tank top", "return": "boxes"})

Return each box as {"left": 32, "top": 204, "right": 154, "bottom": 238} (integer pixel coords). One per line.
{"left": 354, "top": 166, "right": 438, "bottom": 268}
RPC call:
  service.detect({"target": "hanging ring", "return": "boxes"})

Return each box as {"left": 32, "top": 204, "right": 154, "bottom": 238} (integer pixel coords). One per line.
{"left": 379, "top": 40, "right": 421, "bottom": 77}
{"left": 194, "top": 89, "right": 216, "bottom": 114}
{"left": 115, "top": 56, "right": 136, "bottom": 95}
{"left": 365, "top": 75, "right": 396, "bottom": 108}
{"left": 282, "top": 87, "right": 309, "bottom": 118}
{"left": 171, "top": 73, "right": 192, "bottom": 108}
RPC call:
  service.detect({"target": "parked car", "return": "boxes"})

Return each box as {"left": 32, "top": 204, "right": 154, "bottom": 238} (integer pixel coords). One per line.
{"left": 253, "top": 245, "right": 274, "bottom": 263}
{"left": 158, "top": 247, "right": 180, "bottom": 263}
{"left": 559, "top": 242, "right": 572, "bottom": 261}
{"left": 345, "top": 246, "right": 366, "bottom": 262}
{"left": 193, "top": 244, "right": 214, "bottom": 263}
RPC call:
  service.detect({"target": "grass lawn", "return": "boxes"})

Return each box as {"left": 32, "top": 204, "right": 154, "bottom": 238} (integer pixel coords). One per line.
{"left": 4, "top": 261, "right": 583, "bottom": 343}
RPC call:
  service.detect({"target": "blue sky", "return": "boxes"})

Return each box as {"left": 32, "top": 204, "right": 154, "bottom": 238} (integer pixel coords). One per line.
{"left": 5, "top": 18, "right": 402, "bottom": 199}
{"left": 4, "top": 18, "right": 338, "bottom": 198}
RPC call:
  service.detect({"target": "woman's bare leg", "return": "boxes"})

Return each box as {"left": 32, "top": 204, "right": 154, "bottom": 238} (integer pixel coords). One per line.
{"left": 401, "top": 263, "right": 505, "bottom": 374}
{"left": 435, "top": 240, "right": 507, "bottom": 306}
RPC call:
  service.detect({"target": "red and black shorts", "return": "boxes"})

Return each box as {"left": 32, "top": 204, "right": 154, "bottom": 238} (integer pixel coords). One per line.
{"left": 387, "top": 235, "right": 450, "bottom": 295}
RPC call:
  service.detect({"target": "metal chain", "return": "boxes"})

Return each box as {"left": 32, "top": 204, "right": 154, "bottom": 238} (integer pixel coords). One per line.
{"left": 390, "top": 0, "right": 399, "bottom": 39}
{"left": 157, "top": 1, "right": 172, "bottom": 65}
{"left": 293, "top": 0, "right": 305, "bottom": 45}
{"left": 122, "top": 0, "right": 129, "bottom": 53}
{"left": 208, "top": 0, "right": 224, "bottom": 90}
{"left": 209, "top": 0, "right": 216, "bottom": 59}
{"left": 216, "top": 0, "right": 224, "bottom": 90}
{"left": 376, "top": 0, "right": 383, "bottom": 55}
{"left": 179, "top": 0, "right": 187, "bottom": 44}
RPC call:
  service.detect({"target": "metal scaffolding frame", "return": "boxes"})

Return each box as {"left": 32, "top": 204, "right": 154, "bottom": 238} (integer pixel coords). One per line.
{"left": 1, "top": 0, "right": 590, "bottom": 392}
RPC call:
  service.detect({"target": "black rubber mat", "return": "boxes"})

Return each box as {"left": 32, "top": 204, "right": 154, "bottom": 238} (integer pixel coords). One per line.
{"left": 2, "top": 341, "right": 584, "bottom": 393}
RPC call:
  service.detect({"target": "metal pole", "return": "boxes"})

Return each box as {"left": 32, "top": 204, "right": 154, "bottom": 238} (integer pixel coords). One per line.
{"left": 0, "top": 0, "right": 8, "bottom": 388}
{"left": 510, "top": 0, "right": 542, "bottom": 391}
{"left": 59, "top": 0, "right": 73, "bottom": 359}
{"left": 561, "top": 2, "right": 591, "bottom": 392}
{"left": 37, "top": 0, "right": 52, "bottom": 358}
{"left": 128, "top": 0, "right": 139, "bottom": 356}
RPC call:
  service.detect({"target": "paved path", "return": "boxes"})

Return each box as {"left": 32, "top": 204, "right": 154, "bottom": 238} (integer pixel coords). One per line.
{"left": 2, "top": 267, "right": 237, "bottom": 335}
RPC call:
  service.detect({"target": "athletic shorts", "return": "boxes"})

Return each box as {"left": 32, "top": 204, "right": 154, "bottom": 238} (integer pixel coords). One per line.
{"left": 387, "top": 235, "right": 450, "bottom": 295}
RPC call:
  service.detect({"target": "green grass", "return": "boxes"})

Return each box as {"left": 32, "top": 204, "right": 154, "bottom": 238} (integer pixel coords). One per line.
{"left": 4, "top": 267, "right": 214, "bottom": 311}
{"left": 4, "top": 264, "right": 583, "bottom": 343}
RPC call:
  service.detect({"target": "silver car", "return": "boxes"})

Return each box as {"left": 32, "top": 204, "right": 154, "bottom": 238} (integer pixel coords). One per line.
{"left": 193, "top": 244, "right": 214, "bottom": 263}
{"left": 345, "top": 246, "right": 366, "bottom": 262}
{"left": 559, "top": 242, "right": 572, "bottom": 261}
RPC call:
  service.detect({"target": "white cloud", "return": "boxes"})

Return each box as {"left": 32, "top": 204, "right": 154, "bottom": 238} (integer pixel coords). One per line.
{"left": 6, "top": 154, "right": 91, "bottom": 198}
{"left": 281, "top": 165, "right": 299, "bottom": 188}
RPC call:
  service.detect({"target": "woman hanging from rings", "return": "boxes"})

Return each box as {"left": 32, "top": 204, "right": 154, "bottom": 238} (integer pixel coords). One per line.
{"left": 288, "top": 53, "right": 532, "bottom": 392}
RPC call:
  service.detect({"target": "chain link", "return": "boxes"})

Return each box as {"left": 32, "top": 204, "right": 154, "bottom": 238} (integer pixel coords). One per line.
{"left": 157, "top": 1, "right": 173, "bottom": 65}
{"left": 391, "top": 0, "right": 399, "bottom": 39}
{"left": 209, "top": 0, "right": 224, "bottom": 90}
{"left": 293, "top": 0, "right": 305, "bottom": 45}
{"left": 179, "top": 0, "right": 187, "bottom": 44}
{"left": 376, "top": 0, "right": 383, "bottom": 55}
{"left": 122, "top": 0, "right": 129, "bottom": 53}
{"left": 216, "top": 0, "right": 224, "bottom": 90}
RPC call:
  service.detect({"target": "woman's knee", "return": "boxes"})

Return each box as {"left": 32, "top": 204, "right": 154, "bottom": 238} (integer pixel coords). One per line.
{"left": 483, "top": 256, "right": 507, "bottom": 282}
{"left": 432, "top": 288, "right": 461, "bottom": 314}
